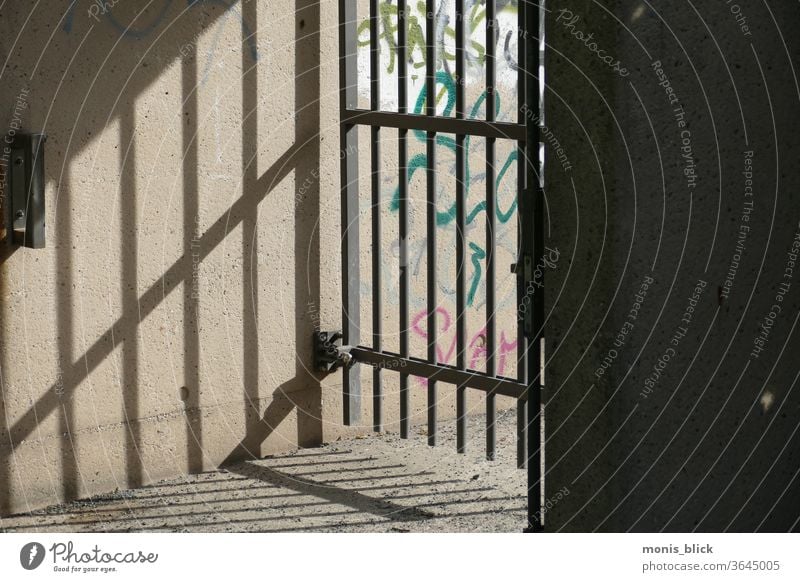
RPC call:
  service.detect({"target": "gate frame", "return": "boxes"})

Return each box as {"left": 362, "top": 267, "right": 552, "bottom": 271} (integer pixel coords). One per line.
{"left": 333, "top": 0, "right": 545, "bottom": 533}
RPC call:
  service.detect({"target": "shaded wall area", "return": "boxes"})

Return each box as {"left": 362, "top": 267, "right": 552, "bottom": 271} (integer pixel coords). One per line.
{"left": 546, "top": 0, "right": 800, "bottom": 531}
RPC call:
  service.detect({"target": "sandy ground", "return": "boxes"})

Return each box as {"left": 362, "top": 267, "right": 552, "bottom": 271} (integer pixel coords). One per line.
{"left": 0, "top": 411, "right": 528, "bottom": 533}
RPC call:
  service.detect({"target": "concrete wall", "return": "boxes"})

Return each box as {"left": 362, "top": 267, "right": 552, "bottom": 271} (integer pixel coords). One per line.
{"left": 545, "top": 0, "right": 800, "bottom": 531}
{"left": 0, "top": 0, "right": 349, "bottom": 516}
{"left": 2, "top": 0, "right": 798, "bottom": 531}
{"left": 0, "top": 0, "right": 523, "bottom": 517}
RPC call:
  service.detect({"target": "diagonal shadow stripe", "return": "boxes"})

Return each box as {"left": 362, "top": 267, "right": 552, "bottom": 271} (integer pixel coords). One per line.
{"left": 1, "top": 141, "right": 306, "bottom": 450}
{"left": 227, "top": 462, "right": 435, "bottom": 523}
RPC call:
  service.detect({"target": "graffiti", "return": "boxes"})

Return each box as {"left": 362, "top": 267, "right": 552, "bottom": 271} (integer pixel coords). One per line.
{"left": 379, "top": 71, "right": 518, "bottom": 308}
{"left": 387, "top": 234, "right": 489, "bottom": 308}
{"left": 389, "top": 72, "right": 518, "bottom": 226}
{"left": 63, "top": 0, "right": 258, "bottom": 61}
{"left": 189, "top": 0, "right": 259, "bottom": 62}
{"left": 357, "top": 2, "right": 525, "bottom": 309}
{"left": 357, "top": 1, "right": 427, "bottom": 75}
{"left": 356, "top": 0, "right": 520, "bottom": 77}
{"left": 410, "top": 306, "right": 518, "bottom": 386}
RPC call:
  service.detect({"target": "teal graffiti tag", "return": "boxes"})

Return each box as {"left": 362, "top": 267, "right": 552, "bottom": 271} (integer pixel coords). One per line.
{"left": 385, "top": 72, "right": 519, "bottom": 306}
{"left": 389, "top": 72, "right": 518, "bottom": 228}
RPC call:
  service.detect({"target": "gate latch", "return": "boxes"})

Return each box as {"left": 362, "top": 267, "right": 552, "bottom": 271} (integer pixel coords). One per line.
{"left": 313, "top": 330, "right": 353, "bottom": 374}
{"left": 4, "top": 132, "right": 46, "bottom": 249}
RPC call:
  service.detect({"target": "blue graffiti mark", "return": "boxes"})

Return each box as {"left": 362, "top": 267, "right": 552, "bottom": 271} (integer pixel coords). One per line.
{"left": 64, "top": 0, "right": 174, "bottom": 36}
{"left": 103, "top": 0, "right": 174, "bottom": 39}
{"left": 63, "top": 0, "right": 79, "bottom": 33}
{"left": 63, "top": 0, "right": 258, "bottom": 61}
{"left": 190, "top": 0, "right": 258, "bottom": 62}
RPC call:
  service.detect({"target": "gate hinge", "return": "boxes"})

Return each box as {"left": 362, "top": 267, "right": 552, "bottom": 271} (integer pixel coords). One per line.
{"left": 313, "top": 330, "right": 354, "bottom": 374}
{"left": 4, "top": 132, "right": 47, "bottom": 249}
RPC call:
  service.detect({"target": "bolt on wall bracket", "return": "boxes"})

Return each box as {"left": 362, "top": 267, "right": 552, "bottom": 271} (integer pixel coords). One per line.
{"left": 313, "top": 330, "right": 353, "bottom": 374}
{"left": 4, "top": 132, "right": 46, "bottom": 249}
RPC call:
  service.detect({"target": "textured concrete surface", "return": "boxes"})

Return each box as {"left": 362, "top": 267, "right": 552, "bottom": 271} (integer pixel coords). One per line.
{"left": 0, "top": 0, "right": 520, "bottom": 517}
{"left": 2, "top": 0, "right": 799, "bottom": 533}
{"left": 0, "top": 0, "right": 342, "bottom": 516}
{"left": 544, "top": 1, "right": 800, "bottom": 531}
{"left": 0, "top": 413, "right": 527, "bottom": 533}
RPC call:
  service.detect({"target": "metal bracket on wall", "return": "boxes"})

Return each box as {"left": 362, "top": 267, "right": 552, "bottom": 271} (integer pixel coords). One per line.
{"left": 312, "top": 330, "right": 353, "bottom": 374}
{"left": 4, "top": 132, "right": 46, "bottom": 249}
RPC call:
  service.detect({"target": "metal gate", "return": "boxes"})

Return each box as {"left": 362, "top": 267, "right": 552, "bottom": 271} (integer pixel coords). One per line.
{"left": 320, "top": 0, "right": 545, "bottom": 532}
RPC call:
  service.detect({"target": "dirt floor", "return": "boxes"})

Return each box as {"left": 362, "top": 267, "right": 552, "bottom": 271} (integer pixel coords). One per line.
{"left": 0, "top": 411, "right": 528, "bottom": 533}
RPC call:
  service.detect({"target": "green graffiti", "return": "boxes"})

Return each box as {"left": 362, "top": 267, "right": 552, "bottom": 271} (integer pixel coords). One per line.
{"left": 362, "top": 1, "right": 521, "bottom": 307}
{"left": 384, "top": 71, "right": 518, "bottom": 307}
{"left": 389, "top": 71, "right": 518, "bottom": 229}
{"left": 356, "top": 0, "right": 493, "bottom": 73}
{"left": 356, "top": 2, "right": 427, "bottom": 74}
{"left": 467, "top": 242, "right": 485, "bottom": 307}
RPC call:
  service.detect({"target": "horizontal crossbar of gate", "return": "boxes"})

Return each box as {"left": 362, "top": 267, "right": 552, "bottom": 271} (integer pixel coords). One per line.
{"left": 348, "top": 347, "right": 528, "bottom": 400}
{"left": 341, "top": 109, "right": 527, "bottom": 142}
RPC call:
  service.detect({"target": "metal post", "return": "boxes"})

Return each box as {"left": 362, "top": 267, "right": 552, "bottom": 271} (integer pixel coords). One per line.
{"left": 485, "top": 0, "right": 497, "bottom": 461}
{"left": 370, "top": 0, "right": 383, "bottom": 433}
{"left": 425, "top": 0, "right": 438, "bottom": 447}
{"left": 516, "top": 0, "right": 529, "bottom": 471}
{"left": 398, "top": 0, "right": 410, "bottom": 439}
{"left": 455, "top": 0, "right": 468, "bottom": 454}
{"left": 524, "top": 0, "right": 544, "bottom": 533}
{"left": 339, "top": 0, "right": 361, "bottom": 425}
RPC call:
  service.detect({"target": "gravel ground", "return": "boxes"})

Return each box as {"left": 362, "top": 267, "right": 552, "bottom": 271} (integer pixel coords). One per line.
{"left": 0, "top": 411, "right": 527, "bottom": 533}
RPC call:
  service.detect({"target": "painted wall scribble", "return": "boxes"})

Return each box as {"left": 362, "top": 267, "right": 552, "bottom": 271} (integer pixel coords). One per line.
{"left": 411, "top": 307, "right": 518, "bottom": 386}
{"left": 63, "top": 0, "right": 259, "bottom": 62}
{"left": 360, "top": 1, "right": 524, "bottom": 359}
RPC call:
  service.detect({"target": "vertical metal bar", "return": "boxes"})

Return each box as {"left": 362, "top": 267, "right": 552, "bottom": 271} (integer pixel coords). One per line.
{"left": 4, "top": 147, "right": 12, "bottom": 246}
{"left": 516, "top": 0, "right": 528, "bottom": 470}
{"left": 425, "top": 0, "right": 438, "bottom": 447}
{"left": 339, "top": 0, "right": 361, "bottom": 425}
{"left": 517, "top": 402, "right": 528, "bottom": 468}
{"left": 527, "top": 194, "right": 544, "bottom": 530}
{"left": 455, "top": 0, "right": 467, "bottom": 454}
{"left": 398, "top": 0, "right": 410, "bottom": 439}
{"left": 370, "top": 0, "right": 383, "bottom": 433}
{"left": 525, "top": 0, "right": 544, "bottom": 533}
{"left": 8, "top": 134, "right": 46, "bottom": 249}
{"left": 485, "top": 0, "right": 497, "bottom": 461}
{"left": 20, "top": 134, "right": 46, "bottom": 249}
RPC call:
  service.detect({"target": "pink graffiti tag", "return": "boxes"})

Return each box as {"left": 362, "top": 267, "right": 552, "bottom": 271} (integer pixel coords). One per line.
{"left": 410, "top": 308, "right": 518, "bottom": 386}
